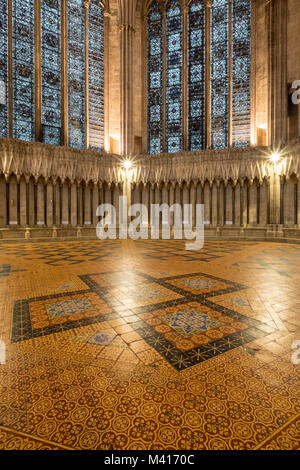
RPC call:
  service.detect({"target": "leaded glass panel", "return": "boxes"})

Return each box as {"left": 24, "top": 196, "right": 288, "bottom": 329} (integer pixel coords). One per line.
{"left": 188, "top": 0, "right": 205, "bottom": 151}
{"left": 12, "top": 0, "right": 35, "bottom": 141}
{"left": 147, "top": 1, "right": 163, "bottom": 154}
{"left": 41, "top": 0, "right": 61, "bottom": 145}
{"left": 232, "top": 0, "right": 251, "bottom": 147}
{"left": 210, "top": 0, "right": 229, "bottom": 149}
{"left": 166, "top": 0, "right": 182, "bottom": 153}
{"left": 68, "top": 0, "right": 85, "bottom": 149}
{"left": 88, "top": 0, "right": 104, "bottom": 151}
{"left": 0, "top": 0, "right": 9, "bottom": 137}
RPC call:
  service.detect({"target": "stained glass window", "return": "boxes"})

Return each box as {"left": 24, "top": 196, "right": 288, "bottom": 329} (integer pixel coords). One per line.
{"left": 0, "top": 0, "right": 9, "bottom": 137}
{"left": 88, "top": 0, "right": 104, "bottom": 151}
{"left": 67, "top": 0, "right": 85, "bottom": 149}
{"left": 166, "top": 0, "right": 182, "bottom": 153}
{"left": 41, "top": 0, "right": 61, "bottom": 145}
{"left": 147, "top": 1, "right": 163, "bottom": 155}
{"left": 210, "top": 0, "right": 229, "bottom": 150}
{"left": 232, "top": 0, "right": 251, "bottom": 147}
{"left": 188, "top": 0, "right": 205, "bottom": 151}
{"left": 12, "top": 0, "right": 35, "bottom": 141}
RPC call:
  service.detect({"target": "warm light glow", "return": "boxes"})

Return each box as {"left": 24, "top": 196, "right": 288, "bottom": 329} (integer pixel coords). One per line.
{"left": 270, "top": 153, "right": 281, "bottom": 163}
{"left": 258, "top": 123, "right": 267, "bottom": 130}
{"left": 123, "top": 160, "right": 133, "bottom": 170}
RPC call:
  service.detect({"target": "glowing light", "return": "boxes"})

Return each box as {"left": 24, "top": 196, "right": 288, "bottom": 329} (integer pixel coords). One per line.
{"left": 258, "top": 123, "right": 267, "bottom": 130}
{"left": 123, "top": 160, "right": 133, "bottom": 170}
{"left": 270, "top": 153, "right": 281, "bottom": 163}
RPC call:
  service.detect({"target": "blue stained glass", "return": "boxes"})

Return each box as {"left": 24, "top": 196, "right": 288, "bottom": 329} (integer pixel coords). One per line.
{"left": 41, "top": 0, "right": 61, "bottom": 145}
{"left": 147, "top": 1, "right": 163, "bottom": 154}
{"left": 0, "top": 0, "right": 9, "bottom": 137}
{"left": 166, "top": 0, "right": 182, "bottom": 153}
{"left": 210, "top": 0, "right": 229, "bottom": 149}
{"left": 88, "top": 0, "right": 104, "bottom": 151}
{"left": 12, "top": 0, "right": 35, "bottom": 141}
{"left": 232, "top": 0, "right": 251, "bottom": 147}
{"left": 68, "top": 0, "right": 85, "bottom": 149}
{"left": 188, "top": 0, "right": 205, "bottom": 151}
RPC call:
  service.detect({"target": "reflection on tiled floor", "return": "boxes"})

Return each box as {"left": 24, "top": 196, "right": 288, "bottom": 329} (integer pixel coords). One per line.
{"left": 0, "top": 240, "right": 299, "bottom": 450}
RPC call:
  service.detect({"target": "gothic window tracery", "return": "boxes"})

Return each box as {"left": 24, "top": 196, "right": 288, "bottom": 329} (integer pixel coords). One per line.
{"left": 0, "top": 0, "right": 9, "bottom": 137}
{"left": 188, "top": 0, "right": 206, "bottom": 151}
{"left": 12, "top": 0, "right": 35, "bottom": 141}
{"left": 146, "top": 0, "right": 252, "bottom": 154}
{"left": 166, "top": 0, "right": 183, "bottom": 153}
{"left": 0, "top": 0, "right": 105, "bottom": 150}
{"left": 41, "top": 0, "right": 62, "bottom": 145}
{"left": 147, "top": 0, "right": 163, "bottom": 154}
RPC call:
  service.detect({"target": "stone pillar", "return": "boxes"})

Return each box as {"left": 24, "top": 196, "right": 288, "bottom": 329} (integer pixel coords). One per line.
{"left": 259, "top": 179, "right": 268, "bottom": 226}
{"left": 142, "top": 183, "right": 149, "bottom": 227}
{"left": 149, "top": 183, "right": 154, "bottom": 227}
{"left": 36, "top": 180, "right": 45, "bottom": 226}
{"left": 92, "top": 183, "right": 99, "bottom": 226}
{"left": 71, "top": 182, "right": 78, "bottom": 227}
{"left": 190, "top": 181, "right": 196, "bottom": 227}
{"left": 212, "top": 182, "right": 218, "bottom": 226}
{"left": 8, "top": 176, "right": 18, "bottom": 226}
{"left": 269, "top": 172, "right": 281, "bottom": 224}
{"left": 61, "top": 182, "right": 69, "bottom": 226}
{"left": 241, "top": 180, "right": 248, "bottom": 227}
{"left": 218, "top": 182, "right": 224, "bottom": 226}
{"left": 118, "top": 0, "right": 137, "bottom": 156}
{"left": 114, "top": 183, "right": 121, "bottom": 229}
{"left": 77, "top": 184, "right": 83, "bottom": 227}
{"left": 28, "top": 179, "right": 35, "bottom": 227}
{"left": 225, "top": 184, "right": 233, "bottom": 226}
{"left": 234, "top": 182, "right": 241, "bottom": 226}
{"left": 84, "top": 183, "right": 91, "bottom": 225}
{"left": 154, "top": 183, "right": 161, "bottom": 205}
{"left": 182, "top": 184, "right": 189, "bottom": 224}
{"left": 169, "top": 182, "right": 175, "bottom": 227}
{"left": 46, "top": 181, "right": 53, "bottom": 226}
{"left": 249, "top": 181, "right": 257, "bottom": 226}
{"left": 0, "top": 176, "right": 7, "bottom": 227}
{"left": 204, "top": 182, "right": 210, "bottom": 225}
{"left": 20, "top": 178, "right": 27, "bottom": 227}
{"left": 283, "top": 177, "right": 295, "bottom": 227}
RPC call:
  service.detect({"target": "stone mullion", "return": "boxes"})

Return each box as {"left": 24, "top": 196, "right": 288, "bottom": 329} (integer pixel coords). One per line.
{"left": 61, "top": 0, "right": 68, "bottom": 146}
{"left": 142, "top": 13, "right": 148, "bottom": 154}
{"left": 182, "top": 5, "right": 188, "bottom": 151}
{"left": 228, "top": 0, "right": 232, "bottom": 147}
{"left": 104, "top": 9, "right": 110, "bottom": 152}
{"left": 8, "top": 0, "right": 13, "bottom": 137}
{"left": 35, "top": 0, "right": 42, "bottom": 142}
{"left": 162, "top": 7, "right": 167, "bottom": 153}
{"left": 250, "top": 0, "right": 256, "bottom": 145}
{"left": 205, "top": 1, "right": 211, "bottom": 149}
{"left": 85, "top": 1, "right": 90, "bottom": 149}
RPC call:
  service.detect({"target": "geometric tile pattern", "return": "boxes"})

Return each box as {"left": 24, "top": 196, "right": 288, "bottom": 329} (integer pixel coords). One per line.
{"left": 161, "top": 309, "right": 223, "bottom": 337}
{"left": 1, "top": 240, "right": 300, "bottom": 450}
{"left": 45, "top": 298, "right": 93, "bottom": 319}
{"left": 0, "top": 240, "right": 259, "bottom": 265}
{"left": 12, "top": 269, "right": 275, "bottom": 371}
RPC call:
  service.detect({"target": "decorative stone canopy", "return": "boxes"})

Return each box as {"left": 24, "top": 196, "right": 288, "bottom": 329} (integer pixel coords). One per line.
{"left": 1, "top": 138, "right": 300, "bottom": 187}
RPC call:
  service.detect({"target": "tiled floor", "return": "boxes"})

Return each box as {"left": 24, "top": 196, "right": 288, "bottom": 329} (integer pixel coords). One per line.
{"left": 0, "top": 240, "right": 299, "bottom": 450}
